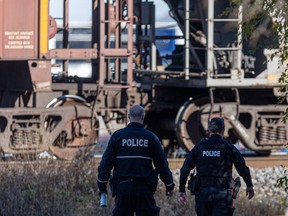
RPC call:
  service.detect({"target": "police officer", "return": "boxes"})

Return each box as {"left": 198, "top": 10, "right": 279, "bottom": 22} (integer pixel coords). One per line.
{"left": 98, "top": 104, "right": 175, "bottom": 216}
{"left": 178, "top": 117, "right": 254, "bottom": 216}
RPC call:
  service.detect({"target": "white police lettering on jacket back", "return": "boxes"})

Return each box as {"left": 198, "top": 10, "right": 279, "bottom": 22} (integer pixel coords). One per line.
{"left": 122, "top": 139, "right": 148, "bottom": 147}
{"left": 202, "top": 150, "right": 221, "bottom": 157}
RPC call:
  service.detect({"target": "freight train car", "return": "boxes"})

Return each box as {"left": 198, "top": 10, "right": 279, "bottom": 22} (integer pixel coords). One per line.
{"left": 0, "top": 0, "right": 287, "bottom": 160}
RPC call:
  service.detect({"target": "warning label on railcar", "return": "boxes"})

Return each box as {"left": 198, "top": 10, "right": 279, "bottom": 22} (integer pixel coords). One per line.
{"left": 0, "top": 0, "right": 38, "bottom": 59}
{"left": 4, "top": 31, "right": 34, "bottom": 49}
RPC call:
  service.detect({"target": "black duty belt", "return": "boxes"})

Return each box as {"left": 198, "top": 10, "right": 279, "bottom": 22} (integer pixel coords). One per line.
{"left": 199, "top": 176, "right": 231, "bottom": 188}
{"left": 119, "top": 178, "right": 134, "bottom": 184}
{"left": 118, "top": 177, "right": 145, "bottom": 184}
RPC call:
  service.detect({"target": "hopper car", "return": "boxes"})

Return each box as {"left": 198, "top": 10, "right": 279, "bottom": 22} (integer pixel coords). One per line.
{"left": 0, "top": 0, "right": 287, "bottom": 160}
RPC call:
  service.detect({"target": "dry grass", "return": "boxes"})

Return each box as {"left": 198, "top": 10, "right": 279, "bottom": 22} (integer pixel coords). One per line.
{"left": 155, "top": 183, "right": 287, "bottom": 216}
{"left": 0, "top": 160, "right": 286, "bottom": 216}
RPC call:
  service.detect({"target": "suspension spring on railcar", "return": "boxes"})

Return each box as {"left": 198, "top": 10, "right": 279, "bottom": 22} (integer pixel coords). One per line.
{"left": 269, "top": 127, "right": 277, "bottom": 141}
{"left": 12, "top": 129, "right": 41, "bottom": 147}
{"left": 259, "top": 126, "right": 269, "bottom": 143}
{"left": 259, "top": 126, "right": 287, "bottom": 144}
{"left": 277, "top": 126, "right": 287, "bottom": 141}
{"left": 12, "top": 130, "right": 24, "bottom": 146}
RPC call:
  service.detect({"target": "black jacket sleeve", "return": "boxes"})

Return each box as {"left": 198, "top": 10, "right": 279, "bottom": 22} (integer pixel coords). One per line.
{"left": 150, "top": 133, "right": 175, "bottom": 191}
{"left": 179, "top": 146, "right": 197, "bottom": 193}
{"left": 97, "top": 135, "right": 116, "bottom": 192}
{"left": 229, "top": 144, "right": 253, "bottom": 187}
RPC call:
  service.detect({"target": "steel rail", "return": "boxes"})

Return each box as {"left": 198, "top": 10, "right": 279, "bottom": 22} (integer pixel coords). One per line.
{"left": 0, "top": 155, "right": 287, "bottom": 170}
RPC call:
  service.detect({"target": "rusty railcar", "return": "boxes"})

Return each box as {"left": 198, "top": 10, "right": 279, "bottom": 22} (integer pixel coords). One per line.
{"left": 0, "top": 0, "right": 287, "bottom": 160}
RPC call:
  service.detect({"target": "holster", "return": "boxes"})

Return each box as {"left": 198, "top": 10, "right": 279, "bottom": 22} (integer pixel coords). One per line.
{"left": 232, "top": 177, "right": 241, "bottom": 199}
{"left": 188, "top": 171, "right": 199, "bottom": 195}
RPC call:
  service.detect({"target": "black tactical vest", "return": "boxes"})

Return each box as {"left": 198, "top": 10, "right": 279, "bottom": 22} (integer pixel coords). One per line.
{"left": 196, "top": 136, "right": 233, "bottom": 187}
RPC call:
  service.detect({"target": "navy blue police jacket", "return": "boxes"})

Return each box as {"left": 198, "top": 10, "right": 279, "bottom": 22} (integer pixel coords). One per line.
{"left": 98, "top": 122, "right": 174, "bottom": 192}
{"left": 179, "top": 134, "right": 253, "bottom": 193}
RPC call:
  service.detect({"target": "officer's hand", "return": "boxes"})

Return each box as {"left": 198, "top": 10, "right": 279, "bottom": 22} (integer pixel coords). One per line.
{"left": 165, "top": 182, "right": 175, "bottom": 198}
{"left": 178, "top": 192, "right": 186, "bottom": 205}
{"left": 246, "top": 186, "right": 254, "bottom": 200}
{"left": 166, "top": 190, "right": 173, "bottom": 198}
{"left": 97, "top": 189, "right": 107, "bottom": 197}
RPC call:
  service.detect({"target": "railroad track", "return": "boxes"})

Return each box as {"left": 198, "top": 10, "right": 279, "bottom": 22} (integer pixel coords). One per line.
{"left": 0, "top": 155, "right": 287, "bottom": 169}
{"left": 168, "top": 155, "right": 288, "bottom": 170}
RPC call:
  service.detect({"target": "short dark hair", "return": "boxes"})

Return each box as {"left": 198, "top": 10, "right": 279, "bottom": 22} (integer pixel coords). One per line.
{"left": 209, "top": 117, "right": 225, "bottom": 133}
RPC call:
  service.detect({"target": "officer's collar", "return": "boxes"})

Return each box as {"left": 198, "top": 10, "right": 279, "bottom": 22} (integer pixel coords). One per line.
{"left": 127, "top": 122, "right": 144, "bottom": 128}
{"left": 210, "top": 134, "right": 223, "bottom": 139}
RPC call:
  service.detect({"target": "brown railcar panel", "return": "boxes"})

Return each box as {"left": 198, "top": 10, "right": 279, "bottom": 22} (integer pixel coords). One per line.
{"left": 0, "top": 0, "right": 38, "bottom": 59}
{"left": 0, "top": 0, "right": 3, "bottom": 58}
{"left": 28, "top": 60, "right": 51, "bottom": 91}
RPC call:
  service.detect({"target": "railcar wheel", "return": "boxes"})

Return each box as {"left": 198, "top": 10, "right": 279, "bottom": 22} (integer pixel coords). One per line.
{"left": 175, "top": 97, "right": 225, "bottom": 151}
{"left": 46, "top": 95, "right": 98, "bottom": 160}
{"left": 175, "top": 98, "right": 210, "bottom": 150}
{"left": 46, "top": 95, "right": 90, "bottom": 108}
{"left": 175, "top": 98, "right": 273, "bottom": 155}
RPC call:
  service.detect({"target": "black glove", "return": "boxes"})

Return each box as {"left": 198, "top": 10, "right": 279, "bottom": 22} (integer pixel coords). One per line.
{"left": 98, "top": 181, "right": 107, "bottom": 193}
{"left": 166, "top": 182, "right": 175, "bottom": 191}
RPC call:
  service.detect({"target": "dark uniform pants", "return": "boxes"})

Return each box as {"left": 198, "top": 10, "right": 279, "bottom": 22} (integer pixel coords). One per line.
{"left": 113, "top": 180, "right": 160, "bottom": 216}
{"left": 195, "top": 186, "right": 235, "bottom": 216}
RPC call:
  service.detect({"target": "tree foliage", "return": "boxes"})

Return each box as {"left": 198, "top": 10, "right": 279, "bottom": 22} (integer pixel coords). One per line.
{"left": 228, "top": 0, "right": 288, "bottom": 121}
{"left": 276, "top": 166, "right": 288, "bottom": 192}
{"left": 229, "top": 1, "right": 288, "bottom": 195}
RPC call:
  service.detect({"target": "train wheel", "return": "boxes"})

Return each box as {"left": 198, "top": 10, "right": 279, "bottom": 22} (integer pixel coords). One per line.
{"left": 46, "top": 95, "right": 98, "bottom": 160}
{"left": 46, "top": 95, "right": 90, "bottom": 108}
{"left": 175, "top": 97, "right": 225, "bottom": 150}
{"left": 175, "top": 98, "right": 211, "bottom": 150}
{"left": 175, "top": 98, "right": 273, "bottom": 155}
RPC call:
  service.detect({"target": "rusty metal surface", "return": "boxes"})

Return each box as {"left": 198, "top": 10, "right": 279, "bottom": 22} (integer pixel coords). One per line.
{"left": 244, "top": 155, "right": 288, "bottom": 169}
{"left": 0, "top": 60, "right": 51, "bottom": 92}
{"left": 0, "top": 0, "right": 286, "bottom": 161}
{"left": 48, "top": 49, "right": 97, "bottom": 59}
{"left": 28, "top": 60, "right": 51, "bottom": 90}
{"left": 0, "top": 0, "right": 38, "bottom": 59}
{"left": 0, "top": 106, "right": 98, "bottom": 160}
{"left": 98, "top": 0, "right": 134, "bottom": 86}
{"left": 46, "top": 96, "right": 98, "bottom": 160}
{"left": 0, "top": 0, "right": 50, "bottom": 92}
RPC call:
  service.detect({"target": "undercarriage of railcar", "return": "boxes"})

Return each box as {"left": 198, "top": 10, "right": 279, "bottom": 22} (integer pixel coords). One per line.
{"left": 0, "top": 0, "right": 287, "bottom": 160}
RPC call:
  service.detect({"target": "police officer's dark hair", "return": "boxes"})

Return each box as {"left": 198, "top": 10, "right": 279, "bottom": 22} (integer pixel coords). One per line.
{"left": 209, "top": 117, "right": 225, "bottom": 133}
{"left": 129, "top": 105, "right": 145, "bottom": 119}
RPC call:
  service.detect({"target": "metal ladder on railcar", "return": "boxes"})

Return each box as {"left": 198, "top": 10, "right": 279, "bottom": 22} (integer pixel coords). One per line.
{"left": 97, "top": 0, "right": 134, "bottom": 87}
{"left": 182, "top": 0, "right": 243, "bottom": 81}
